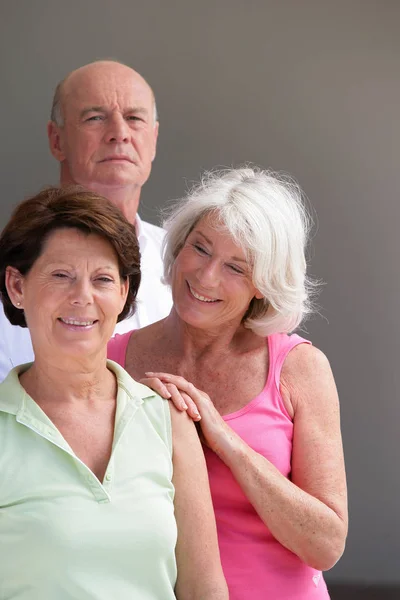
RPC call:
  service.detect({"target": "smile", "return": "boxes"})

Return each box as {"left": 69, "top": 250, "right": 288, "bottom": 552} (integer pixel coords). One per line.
{"left": 188, "top": 283, "right": 219, "bottom": 303}
{"left": 58, "top": 318, "right": 97, "bottom": 327}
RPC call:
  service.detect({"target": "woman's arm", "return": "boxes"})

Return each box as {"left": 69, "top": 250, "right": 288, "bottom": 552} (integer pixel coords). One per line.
{"left": 149, "top": 345, "right": 348, "bottom": 572}
{"left": 170, "top": 403, "right": 228, "bottom": 600}
{"left": 214, "top": 344, "right": 347, "bottom": 571}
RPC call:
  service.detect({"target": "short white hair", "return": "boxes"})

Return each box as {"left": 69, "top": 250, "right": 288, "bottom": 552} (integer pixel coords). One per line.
{"left": 162, "top": 167, "right": 317, "bottom": 336}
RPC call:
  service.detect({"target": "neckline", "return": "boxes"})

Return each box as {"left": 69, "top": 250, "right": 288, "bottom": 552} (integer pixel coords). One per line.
{"left": 123, "top": 331, "right": 274, "bottom": 422}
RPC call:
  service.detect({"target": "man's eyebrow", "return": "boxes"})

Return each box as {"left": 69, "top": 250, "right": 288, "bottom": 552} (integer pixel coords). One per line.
{"left": 80, "top": 106, "right": 150, "bottom": 118}
{"left": 80, "top": 106, "right": 106, "bottom": 118}
{"left": 124, "top": 106, "right": 150, "bottom": 116}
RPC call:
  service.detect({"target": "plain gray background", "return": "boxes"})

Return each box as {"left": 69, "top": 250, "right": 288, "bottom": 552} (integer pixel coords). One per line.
{"left": 1, "top": 0, "right": 399, "bottom": 586}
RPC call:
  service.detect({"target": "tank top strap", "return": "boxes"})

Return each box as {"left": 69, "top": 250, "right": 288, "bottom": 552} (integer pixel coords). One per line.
{"left": 268, "top": 332, "right": 312, "bottom": 390}
{"left": 107, "top": 330, "right": 135, "bottom": 367}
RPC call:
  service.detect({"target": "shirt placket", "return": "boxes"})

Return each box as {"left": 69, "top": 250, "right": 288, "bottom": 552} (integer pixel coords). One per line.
{"left": 16, "top": 392, "right": 143, "bottom": 503}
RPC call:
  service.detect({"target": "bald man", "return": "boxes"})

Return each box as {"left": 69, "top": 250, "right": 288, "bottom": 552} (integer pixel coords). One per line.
{"left": 0, "top": 61, "right": 172, "bottom": 381}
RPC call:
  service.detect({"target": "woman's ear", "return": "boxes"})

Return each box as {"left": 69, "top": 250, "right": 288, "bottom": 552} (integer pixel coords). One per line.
{"left": 254, "top": 289, "right": 264, "bottom": 300}
{"left": 5, "top": 266, "right": 25, "bottom": 308}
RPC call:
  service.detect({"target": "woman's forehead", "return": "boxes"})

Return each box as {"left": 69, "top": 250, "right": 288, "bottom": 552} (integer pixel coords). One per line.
{"left": 190, "top": 214, "right": 253, "bottom": 264}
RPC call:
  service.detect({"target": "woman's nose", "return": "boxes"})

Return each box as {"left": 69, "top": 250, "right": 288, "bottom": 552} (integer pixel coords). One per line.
{"left": 69, "top": 279, "right": 94, "bottom": 305}
{"left": 197, "top": 261, "right": 220, "bottom": 288}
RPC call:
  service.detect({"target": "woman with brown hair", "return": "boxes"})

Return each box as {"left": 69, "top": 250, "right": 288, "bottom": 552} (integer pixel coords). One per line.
{"left": 0, "top": 187, "right": 227, "bottom": 600}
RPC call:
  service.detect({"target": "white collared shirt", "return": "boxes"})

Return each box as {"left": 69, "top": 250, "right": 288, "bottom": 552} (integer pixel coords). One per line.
{"left": 0, "top": 216, "right": 172, "bottom": 382}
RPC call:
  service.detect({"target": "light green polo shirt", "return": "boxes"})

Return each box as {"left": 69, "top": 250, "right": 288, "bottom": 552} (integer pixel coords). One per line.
{"left": 0, "top": 361, "right": 177, "bottom": 599}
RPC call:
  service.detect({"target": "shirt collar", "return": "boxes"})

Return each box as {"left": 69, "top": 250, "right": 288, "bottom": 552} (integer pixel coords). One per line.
{"left": 0, "top": 361, "right": 158, "bottom": 417}
{"left": 0, "top": 363, "right": 30, "bottom": 415}
{"left": 135, "top": 214, "right": 147, "bottom": 252}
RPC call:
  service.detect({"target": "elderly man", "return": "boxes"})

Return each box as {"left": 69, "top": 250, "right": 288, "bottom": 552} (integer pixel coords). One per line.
{"left": 0, "top": 61, "right": 172, "bottom": 381}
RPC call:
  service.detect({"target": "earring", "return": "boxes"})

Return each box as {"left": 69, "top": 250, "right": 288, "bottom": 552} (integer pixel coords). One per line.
{"left": 16, "top": 302, "right": 21, "bottom": 307}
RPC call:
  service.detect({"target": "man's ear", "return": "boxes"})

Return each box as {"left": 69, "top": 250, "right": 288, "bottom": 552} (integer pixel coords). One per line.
{"left": 47, "top": 120, "right": 66, "bottom": 162}
{"left": 5, "top": 266, "right": 25, "bottom": 308}
{"left": 151, "top": 121, "right": 159, "bottom": 162}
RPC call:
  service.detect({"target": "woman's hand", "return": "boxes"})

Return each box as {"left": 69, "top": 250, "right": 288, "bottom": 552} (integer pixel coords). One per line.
{"left": 144, "top": 372, "right": 233, "bottom": 455}
{"left": 140, "top": 374, "right": 202, "bottom": 421}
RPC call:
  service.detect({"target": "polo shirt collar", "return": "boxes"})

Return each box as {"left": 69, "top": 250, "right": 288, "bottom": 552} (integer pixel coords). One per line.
{"left": 0, "top": 361, "right": 157, "bottom": 417}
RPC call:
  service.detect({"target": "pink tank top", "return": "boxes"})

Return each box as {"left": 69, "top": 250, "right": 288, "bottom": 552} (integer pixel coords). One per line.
{"left": 107, "top": 331, "right": 329, "bottom": 599}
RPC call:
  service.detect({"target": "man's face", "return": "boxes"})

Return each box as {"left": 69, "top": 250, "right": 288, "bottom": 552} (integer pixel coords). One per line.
{"left": 48, "top": 63, "right": 159, "bottom": 196}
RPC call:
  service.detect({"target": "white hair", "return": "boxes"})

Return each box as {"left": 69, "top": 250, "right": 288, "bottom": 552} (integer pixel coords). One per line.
{"left": 162, "top": 167, "right": 318, "bottom": 336}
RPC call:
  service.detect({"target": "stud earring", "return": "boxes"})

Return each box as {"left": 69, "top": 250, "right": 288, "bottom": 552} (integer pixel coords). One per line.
{"left": 16, "top": 302, "right": 21, "bottom": 307}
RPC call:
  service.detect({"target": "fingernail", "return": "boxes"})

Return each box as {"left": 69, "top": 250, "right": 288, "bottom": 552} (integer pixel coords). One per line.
{"left": 181, "top": 403, "right": 188, "bottom": 410}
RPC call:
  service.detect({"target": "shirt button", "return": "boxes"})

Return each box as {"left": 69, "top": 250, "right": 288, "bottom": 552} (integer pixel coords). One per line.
{"left": 105, "top": 473, "right": 112, "bottom": 482}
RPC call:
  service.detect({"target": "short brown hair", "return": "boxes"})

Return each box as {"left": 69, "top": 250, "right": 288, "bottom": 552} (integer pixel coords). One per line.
{"left": 0, "top": 187, "right": 141, "bottom": 327}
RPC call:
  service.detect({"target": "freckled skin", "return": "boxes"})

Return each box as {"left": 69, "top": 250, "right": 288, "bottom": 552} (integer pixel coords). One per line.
{"left": 123, "top": 213, "right": 348, "bottom": 571}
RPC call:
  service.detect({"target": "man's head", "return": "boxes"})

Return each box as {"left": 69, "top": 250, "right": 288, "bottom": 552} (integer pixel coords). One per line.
{"left": 48, "top": 61, "right": 159, "bottom": 215}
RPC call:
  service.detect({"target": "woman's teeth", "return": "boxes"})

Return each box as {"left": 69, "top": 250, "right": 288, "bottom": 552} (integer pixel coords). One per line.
{"left": 60, "top": 318, "right": 95, "bottom": 326}
{"left": 189, "top": 285, "right": 218, "bottom": 303}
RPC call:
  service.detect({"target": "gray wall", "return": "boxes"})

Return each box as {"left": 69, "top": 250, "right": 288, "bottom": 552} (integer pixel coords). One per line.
{"left": 1, "top": 0, "right": 399, "bottom": 585}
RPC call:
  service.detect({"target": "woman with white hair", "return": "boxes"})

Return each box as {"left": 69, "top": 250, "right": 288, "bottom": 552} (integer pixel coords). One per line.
{"left": 108, "top": 167, "right": 348, "bottom": 599}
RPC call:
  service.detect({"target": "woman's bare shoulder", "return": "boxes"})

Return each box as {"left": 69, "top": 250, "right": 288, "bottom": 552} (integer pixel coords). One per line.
{"left": 281, "top": 343, "right": 331, "bottom": 381}
{"left": 280, "top": 343, "right": 336, "bottom": 414}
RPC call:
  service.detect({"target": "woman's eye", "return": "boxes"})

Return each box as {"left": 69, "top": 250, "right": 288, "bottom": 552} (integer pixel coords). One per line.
{"left": 96, "top": 277, "right": 113, "bottom": 283}
{"left": 228, "top": 264, "right": 245, "bottom": 275}
{"left": 193, "top": 244, "right": 209, "bottom": 255}
{"left": 53, "top": 272, "right": 68, "bottom": 279}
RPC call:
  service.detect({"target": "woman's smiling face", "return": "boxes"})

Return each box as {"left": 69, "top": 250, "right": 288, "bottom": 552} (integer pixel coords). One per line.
{"left": 6, "top": 227, "right": 128, "bottom": 362}
{"left": 171, "top": 213, "right": 263, "bottom": 333}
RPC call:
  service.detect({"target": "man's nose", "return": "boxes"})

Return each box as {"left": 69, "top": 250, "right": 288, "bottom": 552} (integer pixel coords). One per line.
{"left": 105, "top": 114, "right": 130, "bottom": 143}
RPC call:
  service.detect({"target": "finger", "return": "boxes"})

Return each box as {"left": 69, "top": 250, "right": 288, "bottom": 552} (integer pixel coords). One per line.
{"left": 166, "top": 383, "right": 188, "bottom": 411}
{"left": 145, "top": 372, "right": 191, "bottom": 389}
{"left": 145, "top": 372, "right": 205, "bottom": 399}
{"left": 181, "top": 391, "right": 201, "bottom": 421}
{"left": 145, "top": 373, "right": 211, "bottom": 416}
{"left": 139, "top": 377, "right": 171, "bottom": 399}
